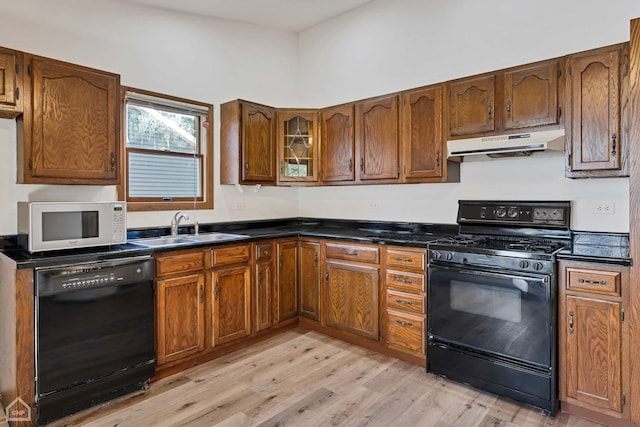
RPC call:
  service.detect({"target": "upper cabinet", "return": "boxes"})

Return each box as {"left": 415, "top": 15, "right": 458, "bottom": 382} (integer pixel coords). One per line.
{"left": 446, "top": 58, "right": 563, "bottom": 139}
{"left": 220, "top": 99, "right": 277, "bottom": 185}
{"left": 356, "top": 94, "right": 400, "bottom": 182}
{"left": 277, "top": 109, "right": 318, "bottom": 184}
{"left": 320, "top": 103, "right": 355, "bottom": 183}
{"left": 17, "top": 54, "right": 120, "bottom": 184}
{"left": 0, "top": 47, "right": 23, "bottom": 119}
{"left": 400, "top": 84, "right": 446, "bottom": 182}
{"left": 565, "top": 43, "right": 628, "bottom": 178}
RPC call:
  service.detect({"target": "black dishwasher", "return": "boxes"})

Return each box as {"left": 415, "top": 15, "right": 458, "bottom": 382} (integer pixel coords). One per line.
{"left": 35, "top": 256, "right": 155, "bottom": 425}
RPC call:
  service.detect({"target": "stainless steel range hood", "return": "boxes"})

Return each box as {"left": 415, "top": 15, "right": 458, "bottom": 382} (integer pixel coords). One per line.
{"left": 447, "top": 129, "right": 565, "bottom": 160}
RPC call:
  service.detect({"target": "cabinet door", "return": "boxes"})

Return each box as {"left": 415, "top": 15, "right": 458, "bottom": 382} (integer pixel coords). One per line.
{"left": 255, "top": 260, "right": 273, "bottom": 332}
{"left": 568, "top": 46, "right": 622, "bottom": 175}
{"left": 325, "top": 260, "right": 379, "bottom": 340}
{"left": 22, "top": 55, "right": 119, "bottom": 184}
{"left": 320, "top": 104, "right": 355, "bottom": 182}
{"left": 448, "top": 75, "right": 495, "bottom": 136}
{"left": 565, "top": 295, "right": 622, "bottom": 412}
{"left": 401, "top": 85, "right": 443, "bottom": 180}
{"left": 504, "top": 60, "right": 560, "bottom": 130}
{"left": 156, "top": 274, "right": 206, "bottom": 365}
{"left": 276, "top": 241, "right": 298, "bottom": 323}
{"left": 212, "top": 265, "right": 251, "bottom": 345}
{"left": 0, "top": 47, "right": 22, "bottom": 118}
{"left": 356, "top": 94, "right": 399, "bottom": 181}
{"left": 277, "top": 109, "right": 318, "bottom": 183}
{"left": 299, "top": 240, "right": 321, "bottom": 321}
{"left": 242, "top": 102, "right": 276, "bottom": 182}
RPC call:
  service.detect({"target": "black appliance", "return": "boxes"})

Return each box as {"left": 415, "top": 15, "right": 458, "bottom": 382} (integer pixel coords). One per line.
{"left": 427, "top": 200, "right": 571, "bottom": 415}
{"left": 35, "top": 256, "right": 155, "bottom": 425}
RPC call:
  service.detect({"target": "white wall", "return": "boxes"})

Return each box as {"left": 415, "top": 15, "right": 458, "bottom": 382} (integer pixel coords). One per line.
{"left": 0, "top": 0, "right": 637, "bottom": 235}
{"left": 0, "top": 0, "right": 300, "bottom": 234}
{"left": 297, "top": 0, "right": 640, "bottom": 232}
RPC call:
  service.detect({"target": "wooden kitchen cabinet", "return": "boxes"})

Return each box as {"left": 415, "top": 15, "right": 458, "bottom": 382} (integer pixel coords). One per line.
{"left": 400, "top": 84, "right": 445, "bottom": 182}
{"left": 446, "top": 58, "right": 562, "bottom": 139}
{"left": 277, "top": 109, "right": 319, "bottom": 184}
{"left": 324, "top": 242, "right": 380, "bottom": 340}
{"left": 220, "top": 99, "right": 277, "bottom": 185}
{"left": 383, "top": 247, "right": 426, "bottom": 358}
{"left": 275, "top": 240, "right": 298, "bottom": 323}
{"left": 210, "top": 244, "right": 251, "bottom": 345}
{"left": 320, "top": 103, "right": 355, "bottom": 183}
{"left": 154, "top": 249, "right": 207, "bottom": 366}
{"left": 355, "top": 94, "right": 400, "bottom": 182}
{"left": 0, "top": 46, "right": 23, "bottom": 118}
{"left": 18, "top": 54, "right": 120, "bottom": 184}
{"left": 254, "top": 242, "right": 274, "bottom": 333}
{"left": 558, "top": 260, "right": 629, "bottom": 421}
{"left": 566, "top": 43, "right": 628, "bottom": 178}
{"left": 299, "top": 239, "right": 321, "bottom": 321}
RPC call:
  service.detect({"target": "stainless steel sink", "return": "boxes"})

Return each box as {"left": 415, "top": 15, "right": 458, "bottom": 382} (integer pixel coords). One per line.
{"left": 131, "top": 232, "right": 248, "bottom": 248}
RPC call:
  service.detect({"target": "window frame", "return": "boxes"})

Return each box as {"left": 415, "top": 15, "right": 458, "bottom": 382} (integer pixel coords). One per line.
{"left": 118, "top": 87, "right": 214, "bottom": 211}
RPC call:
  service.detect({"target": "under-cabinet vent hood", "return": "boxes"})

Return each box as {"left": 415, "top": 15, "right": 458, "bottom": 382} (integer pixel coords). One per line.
{"left": 447, "top": 129, "right": 565, "bottom": 160}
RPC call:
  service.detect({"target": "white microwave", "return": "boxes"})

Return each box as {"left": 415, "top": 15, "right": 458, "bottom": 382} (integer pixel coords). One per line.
{"left": 17, "top": 201, "right": 127, "bottom": 252}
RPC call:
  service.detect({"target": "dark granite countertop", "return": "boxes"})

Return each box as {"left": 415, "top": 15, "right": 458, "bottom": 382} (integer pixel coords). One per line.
{"left": 558, "top": 231, "right": 631, "bottom": 266}
{"left": 1, "top": 218, "right": 459, "bottom": 269}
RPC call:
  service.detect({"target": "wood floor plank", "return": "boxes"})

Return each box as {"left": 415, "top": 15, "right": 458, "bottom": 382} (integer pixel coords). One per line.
{"left": 51, "top": 329, "right": 603, "bottom": 427}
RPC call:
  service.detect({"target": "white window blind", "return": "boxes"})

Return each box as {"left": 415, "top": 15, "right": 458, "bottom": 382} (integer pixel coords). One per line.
{"left": 128, "top": 152, "right": 201, "bottom": 199}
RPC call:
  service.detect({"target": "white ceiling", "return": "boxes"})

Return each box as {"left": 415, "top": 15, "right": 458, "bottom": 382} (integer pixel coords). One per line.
{"left": 115, "top": 0, "right": 375, "bottom": 32}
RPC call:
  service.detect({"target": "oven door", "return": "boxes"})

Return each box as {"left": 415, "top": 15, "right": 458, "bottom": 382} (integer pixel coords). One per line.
{"left": 428, "top": 263, "right": 552, "bottom": 368}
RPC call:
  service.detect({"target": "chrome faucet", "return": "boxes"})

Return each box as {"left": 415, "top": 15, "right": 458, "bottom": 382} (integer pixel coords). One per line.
{"left": 170, "top": 212, "right": 189, "bottom": 236}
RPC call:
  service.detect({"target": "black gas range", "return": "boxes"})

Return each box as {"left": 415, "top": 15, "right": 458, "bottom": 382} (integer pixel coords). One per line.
{"left": 427, "top": 200, "right": 571, "bottom": 415}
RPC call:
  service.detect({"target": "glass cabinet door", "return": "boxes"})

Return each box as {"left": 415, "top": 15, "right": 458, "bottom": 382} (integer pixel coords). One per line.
{"left": 277, "top": 110, "right": 318, "bottom": 182}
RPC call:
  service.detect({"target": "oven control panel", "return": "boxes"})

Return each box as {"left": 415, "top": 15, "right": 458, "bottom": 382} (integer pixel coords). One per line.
{"left": 428, "top": 249, "right": 554, "bottom": 275}
{"left": 458, "top": 200, "right": 571, "bottom": 228}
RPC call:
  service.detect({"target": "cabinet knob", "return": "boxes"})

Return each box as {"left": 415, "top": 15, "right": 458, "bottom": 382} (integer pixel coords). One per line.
{"left": 612, "top": 133, "right": 617, "bottom": 156}
{"left": 506, "top": 99, "right": 512, "bottom": 119}
{"left": 569, "top": 310, "right": 574, "bottom": 334}
{"left": 487, "top": 101, "right": 493, "bottom": 121}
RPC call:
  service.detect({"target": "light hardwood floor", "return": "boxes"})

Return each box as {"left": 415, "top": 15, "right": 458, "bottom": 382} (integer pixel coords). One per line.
{"left": 50, "top": 328, "right": 601, "bottom": 427}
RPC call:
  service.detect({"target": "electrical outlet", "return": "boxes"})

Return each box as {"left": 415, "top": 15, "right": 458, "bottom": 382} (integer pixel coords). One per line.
{"left": 593, "top": 202, "right": 615, "bottom": 215}
{"left": 233, "top": 201, "right": 246, "bottom": 210}
{"left": 368, "top": 201, "right": 379, "bottom": 209}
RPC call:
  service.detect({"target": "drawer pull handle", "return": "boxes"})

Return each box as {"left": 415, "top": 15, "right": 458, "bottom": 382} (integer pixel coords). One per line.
{"left": 569, "top": 310, "right": 574, "bottom": 334}
{"left": 395, "top": 320, "right": 413, "bottom": 326}
{"left": 394, "top": 299, "right": 413, "bottom": 305}
{"left": 342, "top": 249, "right": 358, "bottom": 256}
{"left": 577, "top": 278, "right": 608, "bottom": 285}
{"left": 394, "top": 257, "right": 413, "bottom": 263}
{"left": 396, "top": 278, "right": 414, "bottom": 284}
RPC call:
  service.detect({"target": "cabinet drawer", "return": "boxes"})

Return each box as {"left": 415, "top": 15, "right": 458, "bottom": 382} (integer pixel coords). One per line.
{"left": 255, "top": 243, "right": 273, "bottom": 261}
{"left": 211, "top": 244, "right": 250, "bottom": 266}
{"left": 325, "top": 242, "right": 379, "bottom": 264}
{"left": 386, "top": 248, "right": 425, "bottom": 271}
{"left": 566, "top": 267, "right": 620, "bottom": 296}
{"left": 386, "top": 290, "right": 424, "bottom": 314}
{"left": 155, "top": 250, "right": 205, "bottom": 276}
{"left": 386, "top": 270, "right": 425, "bottom": 293}
{"left": 386, "top": 310, "right": 425, "bottom": 355}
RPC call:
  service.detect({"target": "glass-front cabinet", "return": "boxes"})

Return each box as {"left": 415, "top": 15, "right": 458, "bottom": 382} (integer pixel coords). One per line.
{"left": 277, "top": 109, "right": 318, "bottom": 183}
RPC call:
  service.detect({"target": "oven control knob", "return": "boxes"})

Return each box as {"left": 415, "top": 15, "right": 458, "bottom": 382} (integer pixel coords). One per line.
{"left": 519, "top": 260, "right": 529, "bottom": 269}
{"left": 433, "top": 251, "right": 442, "bottom": 260}
{"left": 446, "top": 252, "right": 453, "bottom": 261}
{"left": 496, "top": 207, "right": 507, "bottom": 218}
{"left": 533, "top": 262, "right": 544, "bottom": 271}
{"left": 507, "top": 207, "right": 518, "bottom": 218}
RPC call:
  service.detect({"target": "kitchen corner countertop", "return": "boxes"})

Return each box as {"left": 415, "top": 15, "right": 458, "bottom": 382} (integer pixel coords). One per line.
{"left": 558, "top": 231, "right": 631, "bottom": 266}
{"left": 1, "top": 218, "right": 460, "bottom": 269}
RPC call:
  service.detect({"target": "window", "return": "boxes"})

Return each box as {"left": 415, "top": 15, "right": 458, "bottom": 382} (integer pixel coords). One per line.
{"left": 119, "top": 88, "right": 213, "bottom": 211}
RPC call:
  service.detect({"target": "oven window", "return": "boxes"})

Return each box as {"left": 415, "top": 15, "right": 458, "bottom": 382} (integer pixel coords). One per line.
{"left": 451, "top": 280, "right": 522, "bottom": 323}
{"left": 42, "top": 211, "right": 99, "bottom": 241}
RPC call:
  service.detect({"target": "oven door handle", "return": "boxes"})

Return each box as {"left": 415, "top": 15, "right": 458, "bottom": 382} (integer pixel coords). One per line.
{"left": 431, "top": 263, "right": 550, "bottom": 284}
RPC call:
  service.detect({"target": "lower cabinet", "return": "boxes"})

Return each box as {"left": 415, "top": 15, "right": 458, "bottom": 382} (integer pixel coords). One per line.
{"left": 558, "top": 259, "right": 629, "bottom": 422}
{"left": 254, "top": 242, "right": 274, "bottom": 333}
{"left": 324, "top": 242, "right": 380, "bottom": 340}
{"left": 154, "top": 249, "right": 207, "bottom": 366}
{"left": 211, "top": 265, "right": 251, "bottom": 345}
{"left": 299, "top": 239, "right": 321, "bottom": 321}
{"left": 276, "top": 240, "right": 298, "bottom": 323}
